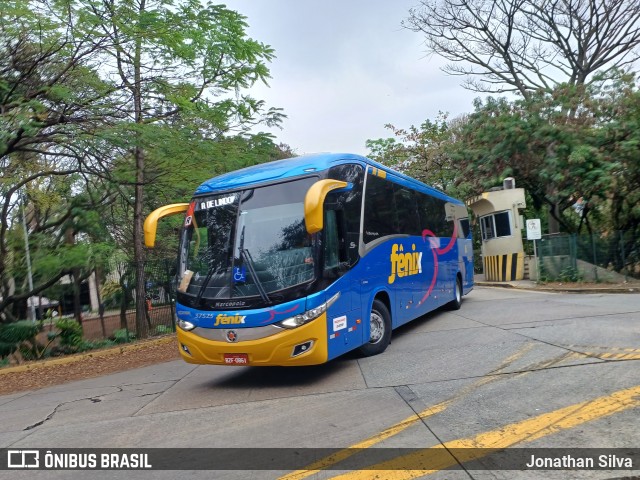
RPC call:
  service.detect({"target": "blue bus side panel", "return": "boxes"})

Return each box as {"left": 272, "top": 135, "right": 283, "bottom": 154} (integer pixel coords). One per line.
{"left": 324, "top": 234, "right": 461, "bottom": 362}
{"left": 366, "top": 236, "right": 458, "bottom": 325}
{"left": 324, "top": 274, "right": 363, "bottom": 361}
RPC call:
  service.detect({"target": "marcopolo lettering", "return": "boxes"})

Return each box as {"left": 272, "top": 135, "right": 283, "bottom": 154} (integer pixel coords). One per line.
{"left": 214, "top": 314, "right": 246, "bottom": 327}
{"left": 200, "top": 195, "right": 236, "bottom": 210}
{"left": 388, "top": 243, "right": 423, "bottom": 284}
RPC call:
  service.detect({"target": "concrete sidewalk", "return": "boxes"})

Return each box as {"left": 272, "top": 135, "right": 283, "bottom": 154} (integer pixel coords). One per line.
{"left": 474, "top": 274, "right": 640, "bottom": 294}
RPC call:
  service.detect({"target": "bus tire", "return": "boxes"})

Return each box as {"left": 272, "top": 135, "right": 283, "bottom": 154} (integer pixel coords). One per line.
{"left": 447, "top": 276, "right": 463, "bottom": 311}
{"left": 359, "top": 299, "right": 391, "bottom": 357}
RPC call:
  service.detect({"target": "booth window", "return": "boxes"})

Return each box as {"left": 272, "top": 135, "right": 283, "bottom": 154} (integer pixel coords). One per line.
{"left": 480, "top": 211, "right": 511, "bottom": 240}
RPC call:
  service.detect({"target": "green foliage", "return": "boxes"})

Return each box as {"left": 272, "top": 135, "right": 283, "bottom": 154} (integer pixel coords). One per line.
{"left": 112, "top": 329, "right": 135, "bottom": 344}
{"left": 366, "top": 112, "right": 459, "bottom": 194}
{"left": 0, "top": 333, "right": 19, "bottom": 359}
{"left": 558, "top": 266, "right": 583, "bottom": 283}
{"left": 54, "top": 318, "right": 83, "bottom": 349}
{"left": 369, "top": 72, "right": 640, "bottom": 278}
{"left": 92, "top": 339, "right": 117, "bottom": 349}
{"left": 0, "top": 0, "right": 287, "bottom": 325}
{"left": 448, "top": 73, "right": 640, "bottom": 234}
{"left": 0, "top": 320, "right": 47, "bottom": 361}
{"left": 76, "top": 339, "right": 116, "bottom": 352}
{"left": 0, "top": 320, "right": 40, "bottom": 345}
{"left": 153, "top": 325, "right": 173, "bottom": 335}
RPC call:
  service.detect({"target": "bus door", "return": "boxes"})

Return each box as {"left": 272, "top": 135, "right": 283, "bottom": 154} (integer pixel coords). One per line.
{"left": 456, "top": 210, "right": 474, "bottom": 291}
{"left": 322, "top": 205, "right": 363, "bottom": 358}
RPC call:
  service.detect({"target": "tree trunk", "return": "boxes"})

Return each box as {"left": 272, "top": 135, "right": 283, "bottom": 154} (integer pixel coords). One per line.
{"left": 119, "top": 270, "right": 130, "bottom": 331}
{"left": 95, "top": 267, "right": 107, "bottom": 338}
{"left": 132, "top": 152, "right": 148, "bottom": 339}
{"left": 64, "top": 226, "right": 83, "bottom": 325}
{"left": 72, "top": 269, "right": 82, "bottom": 325}
{"left": 132, "top": 0, "right": 148, "bottom": 338}
{"left": 548, "top": 203, "right": 560, "bottom": 234}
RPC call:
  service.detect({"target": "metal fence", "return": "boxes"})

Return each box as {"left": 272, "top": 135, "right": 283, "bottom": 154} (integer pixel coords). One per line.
{"left": 82, "top": 259, "right": 177, "bottom": 341}
{"left": 537, "top": 231, "right": 639, "bottom": 282}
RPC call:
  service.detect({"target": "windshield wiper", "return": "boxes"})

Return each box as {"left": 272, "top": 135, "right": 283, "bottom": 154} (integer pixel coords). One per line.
{"left": 241, "top": 249, "right": 272, "bottom": 305}
{"left": 238, "top": 225, "right": 271, "bottom": 305}
{"left": 195, "top": 265, "right": 222, "bottom": 302}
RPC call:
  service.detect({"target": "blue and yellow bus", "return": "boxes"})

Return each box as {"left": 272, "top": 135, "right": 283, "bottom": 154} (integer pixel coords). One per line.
{"left": 144, "top": 153, "right": 473, "bottom": 366}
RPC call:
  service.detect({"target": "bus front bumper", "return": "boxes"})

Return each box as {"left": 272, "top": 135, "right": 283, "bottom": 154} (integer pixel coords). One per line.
{"left": 176, "top": 313, "right": 328, "bottom": 366}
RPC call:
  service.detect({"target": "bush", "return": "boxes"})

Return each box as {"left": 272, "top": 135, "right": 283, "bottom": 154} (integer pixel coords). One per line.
{"left": 153, "top": 325, "right": 173, "bottom": 335}
{"left": 112, "top": 328, "right": 135, "bottom": 344}
{"left": 76, "top": 339, "right": 116, "bottom": 352}
{"left": 0, "top": 320, "right": 45, "bottom": 361}
{"left": 559, "top": 266, "right": 583, "bottom": 283}
{"left": 55, "top": 318, "right": 83, "bottom": 349}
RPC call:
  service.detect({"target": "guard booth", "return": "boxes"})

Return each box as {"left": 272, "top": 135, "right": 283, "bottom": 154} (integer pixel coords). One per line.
{"left": 467, "top": 178, "right": 527, "bottom": 281}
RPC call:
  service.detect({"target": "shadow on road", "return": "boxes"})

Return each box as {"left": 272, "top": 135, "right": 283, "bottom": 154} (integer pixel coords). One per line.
{"left": 204, "top": 357, "right": 356, "bottom": 389}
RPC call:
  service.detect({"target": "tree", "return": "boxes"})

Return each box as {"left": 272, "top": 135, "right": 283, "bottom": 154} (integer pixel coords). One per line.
{"left": 69, "top": 0, "right": 284, "bottom": 337}
{"left": 405, "top": 0, "right": 640, "bottom": 99}
{"left": 406, "top": 0, "right": 640, "bottom": 233}
{"left": 0, "top": 1, "right": 285, "bottom": 330}
{"left": 366, "top": 112, "right": 461, "bottom": 194}
{"left": 0, "top": 0, "right": 120, "bottom": 322}
{"left": 450, "top": 74, "right": 637, "bottom": 233}
{"left": 594, "top": 75, "right": 640, "bottom": 270}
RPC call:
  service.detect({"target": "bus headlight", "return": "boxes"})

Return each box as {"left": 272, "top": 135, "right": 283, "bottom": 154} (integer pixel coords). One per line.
{"left": 277, "top": 292, "right": 340, "bottom": 329}
{"left": 177, "top": 319, "right": 196, "bottom": 331}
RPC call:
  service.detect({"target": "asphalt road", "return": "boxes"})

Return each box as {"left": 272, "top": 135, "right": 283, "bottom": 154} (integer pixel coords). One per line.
{"left": 1, "top": 287, "right": 639, "bottom": 479}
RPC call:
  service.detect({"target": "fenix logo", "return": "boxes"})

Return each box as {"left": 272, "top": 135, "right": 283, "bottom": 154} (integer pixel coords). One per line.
{"left": 213, "top": 314, "right": 246, "bottom": 327}
{"left": 388, "top": 243, "right": 423, "bottom": 284}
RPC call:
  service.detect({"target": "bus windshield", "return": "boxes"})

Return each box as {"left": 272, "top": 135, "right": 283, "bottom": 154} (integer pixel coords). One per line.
{"left": 178, "top": 177, "right": 317, "bottom": 303}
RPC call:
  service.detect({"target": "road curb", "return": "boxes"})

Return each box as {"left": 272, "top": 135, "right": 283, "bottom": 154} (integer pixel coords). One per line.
{"left": 476, "top": 281, "right": 640, "bottom": 294}
{"left": 0, "top": 335, "right": 176, "bottom": 376}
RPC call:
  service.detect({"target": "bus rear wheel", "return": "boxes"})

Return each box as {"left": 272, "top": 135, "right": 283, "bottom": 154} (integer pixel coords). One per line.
{"left": 359, "top": 299, "right": 391, "bottom": 357}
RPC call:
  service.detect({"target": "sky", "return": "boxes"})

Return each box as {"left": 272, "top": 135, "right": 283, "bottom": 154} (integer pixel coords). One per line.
{"left": 221, "top": 0, "right": 480, "bottom": 156}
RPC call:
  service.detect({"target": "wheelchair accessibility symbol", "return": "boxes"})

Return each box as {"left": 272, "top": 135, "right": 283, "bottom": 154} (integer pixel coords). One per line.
{"left": 233, "top": 266, "right": 247, "bottom": 283}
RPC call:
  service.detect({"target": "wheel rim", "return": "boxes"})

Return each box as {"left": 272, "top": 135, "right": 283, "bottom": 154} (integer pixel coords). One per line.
{"left": 369, "top": 310, "right": 384, "bottom": 344}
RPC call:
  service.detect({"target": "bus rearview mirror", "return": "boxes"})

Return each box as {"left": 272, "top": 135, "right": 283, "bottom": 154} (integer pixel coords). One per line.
{"left": 304, "top": 180, "right": 351, "bottom": 234}
{"left": 144, "top": 203, "right": 190, "bottom": 248}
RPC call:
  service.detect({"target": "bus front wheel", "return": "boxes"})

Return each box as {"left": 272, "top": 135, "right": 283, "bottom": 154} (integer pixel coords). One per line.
{"left": 447, "top": 277, "right": 463, "bottom": 310}
{"left": 359, "top": 299, "right": 391, "bottom": 357}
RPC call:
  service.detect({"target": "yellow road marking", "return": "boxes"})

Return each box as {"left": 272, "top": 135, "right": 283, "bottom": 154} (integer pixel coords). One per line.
{"left": 280, "top": 344, "right": 624, "bottom": 480}
{"left": 278, "top": 402, "right": 450, "bottom": 480}
{"left": 278, "top": 343, "right": 536, "bottom": 480}
{"left": 329, "top": 383, "right": 640, "bottom": 480}
{"left": 593, "top": 352, "right": 640, "bottom": 360}
{"left": 567, "top": 345, "right": 640, "bottom": 353}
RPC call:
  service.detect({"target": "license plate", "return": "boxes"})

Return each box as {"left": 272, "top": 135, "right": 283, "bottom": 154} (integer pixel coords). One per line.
{"left": 224, "top": 353, "right": 249, "bottom": 365}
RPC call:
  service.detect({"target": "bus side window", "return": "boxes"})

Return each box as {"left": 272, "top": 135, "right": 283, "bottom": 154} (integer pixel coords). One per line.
{"left": 459, "top": 218, "right": 471, "bottom": 238}
{"left": 327, "top": 164, "right": 364, "bottom": 266}
{"left": 393, "top": 185, "right": 420, "bottom": 235}
{"left": 363, "top": 174, "right": 396, "bottom": 243}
